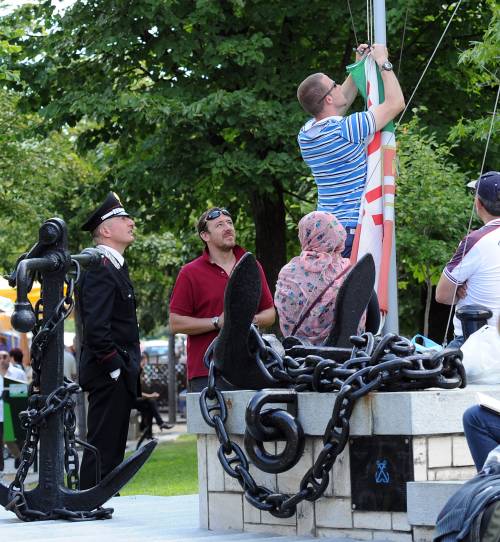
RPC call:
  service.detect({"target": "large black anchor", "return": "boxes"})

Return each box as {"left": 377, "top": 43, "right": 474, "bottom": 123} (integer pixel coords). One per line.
{"left": 201, "top": 253, "right": 466, "bottom": 518}
{"left": 0, "top": 218, "right": 156, "bottom": 521}
{"left": 203, "top": 253, "right": 379, "bottom": 474}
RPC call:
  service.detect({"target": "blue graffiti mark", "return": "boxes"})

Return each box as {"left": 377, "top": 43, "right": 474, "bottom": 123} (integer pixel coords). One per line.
{"left": 375, "top": 459, "right": 390, "bottom": 484}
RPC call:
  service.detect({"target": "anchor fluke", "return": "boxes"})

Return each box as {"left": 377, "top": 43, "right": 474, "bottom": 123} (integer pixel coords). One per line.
{"left": 0, "top": 437, "right": 157, "bottom": 516}
{"left": 62, "top": 440, "right": 158, "bottom": 511}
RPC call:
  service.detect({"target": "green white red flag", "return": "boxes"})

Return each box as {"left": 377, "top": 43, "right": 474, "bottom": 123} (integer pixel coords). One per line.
{"left": 347, "top": 55, "right": 396, "bottom": 313}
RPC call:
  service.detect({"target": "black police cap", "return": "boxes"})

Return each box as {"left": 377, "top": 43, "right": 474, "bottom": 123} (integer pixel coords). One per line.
{"left": 81, "top": 192, "right": 130, "bottom": 232}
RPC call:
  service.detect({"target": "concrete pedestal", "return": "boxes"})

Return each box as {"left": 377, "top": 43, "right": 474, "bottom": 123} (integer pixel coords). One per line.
{"left": 188, "top": 385, "right": 500, "bottom": 541}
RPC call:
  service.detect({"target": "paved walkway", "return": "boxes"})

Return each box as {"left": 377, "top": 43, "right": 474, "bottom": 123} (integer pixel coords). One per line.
{"left": 1, "top": 424, "right": 366, "bottom": 540}
{"left": 0, "top": 495, "right": 200, "bottom": 541}
{"left": 0, "top": 494, "right": 364, "bottom": 541}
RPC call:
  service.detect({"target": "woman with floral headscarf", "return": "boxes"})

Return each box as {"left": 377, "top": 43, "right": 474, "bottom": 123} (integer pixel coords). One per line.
{"left": 275, "top": 211, "right": 358, "bottom": 344}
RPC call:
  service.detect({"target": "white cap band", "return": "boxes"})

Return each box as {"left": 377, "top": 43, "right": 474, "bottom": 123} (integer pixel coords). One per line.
{"left": 100, "top": 207, "right": 128, "bottom": 221}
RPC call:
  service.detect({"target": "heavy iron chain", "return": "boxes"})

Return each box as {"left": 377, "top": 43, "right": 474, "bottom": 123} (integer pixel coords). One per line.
{"left": 63, "top": 385, "right": 80, "bottom": 491}
{"left": 200, "top": 329, "right": 465, "bottom": 519}
{"left": 30, "top": 272, "right": 76, "bottom": 393}
{"left": 6, "top": 264, "right": 112, "bottom": 521}
{"left": 7, "top": 383, "right": 82, "bottom": 520}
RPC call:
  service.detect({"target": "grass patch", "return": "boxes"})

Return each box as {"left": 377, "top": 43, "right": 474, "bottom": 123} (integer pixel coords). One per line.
{"left": 121, "top": 434, "right": 198, "bottom": 496}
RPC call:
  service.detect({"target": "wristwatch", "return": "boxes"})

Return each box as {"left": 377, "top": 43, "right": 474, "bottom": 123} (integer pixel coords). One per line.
{"left": 380, "top": 60, "right": 393, "bottom": 72}
{"left": 211, "top": 316, "right": 220, "bottom": 330}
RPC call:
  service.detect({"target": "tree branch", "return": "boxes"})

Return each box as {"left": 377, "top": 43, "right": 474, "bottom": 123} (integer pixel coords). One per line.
{"left": 282, "top": 187, "right": 315, "bottom": 204}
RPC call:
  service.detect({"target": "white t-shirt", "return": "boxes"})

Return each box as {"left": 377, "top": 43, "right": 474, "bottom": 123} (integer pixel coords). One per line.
{"left": 64, "top": 350, "right": 77, "bottom": 380}
{"left": 6, "top": 365, "right": 28, "bottom": 383}
{"left": 444, "top": 218, "right": 500, "bottom": 336}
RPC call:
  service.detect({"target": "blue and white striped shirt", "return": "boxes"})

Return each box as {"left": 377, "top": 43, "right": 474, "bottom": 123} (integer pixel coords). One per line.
{"left": 298, "top": 111, "right": 376, "bottom": 229}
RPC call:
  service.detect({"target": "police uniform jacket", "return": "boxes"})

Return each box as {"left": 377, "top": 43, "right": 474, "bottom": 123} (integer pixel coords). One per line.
{"left": 77, "top": 255, "right": 141, "bottom": 396}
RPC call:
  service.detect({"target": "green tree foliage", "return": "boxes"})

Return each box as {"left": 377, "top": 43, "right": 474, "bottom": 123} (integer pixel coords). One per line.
{"left": 4, "top": 1, "right": 493, "bottom": 289}
{"left": 0, "top": 90, "right": 182, "bottom": 333}
{"left": 0, "top": 89, "right": 96, "bottom": 267}
{"left": 450, "top": 0, "right": 499, "bottom": 157}
{"left": 0, "top": 0, "right": 496, "bottom": 335}
{"left": 0, "top": 3, "right": 21, "bottom": 81}
{"left": 127, "top": 231, "right": 187, "bottom": 335}
{"left": 396, "top": 113, "right": 472, "bottom": 336}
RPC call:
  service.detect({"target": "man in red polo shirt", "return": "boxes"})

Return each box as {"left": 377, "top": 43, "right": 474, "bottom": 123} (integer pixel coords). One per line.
{"left": 169, "top": 207, "right": 276, "bottom": 392}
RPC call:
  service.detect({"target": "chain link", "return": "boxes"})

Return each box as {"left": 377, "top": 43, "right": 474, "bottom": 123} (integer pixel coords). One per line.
{"left": 30, "top": 274, "right": 75, "bottom": 393}
{"left": 201, "top": 331, "right": 465, "bottom": 518}
{"left": 63, "top": 382, "right": 81, "bottom": 491}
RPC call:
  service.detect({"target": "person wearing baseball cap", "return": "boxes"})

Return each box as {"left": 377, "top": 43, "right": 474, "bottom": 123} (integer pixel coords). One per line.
{"left": 436, "top": 171, "right": 500, "bottom": 347}
{"left": 466, "top": 171, "right": 500, "bottom": 213}
{"left": 77, "top": 192, "right": 141, "bottom": 489}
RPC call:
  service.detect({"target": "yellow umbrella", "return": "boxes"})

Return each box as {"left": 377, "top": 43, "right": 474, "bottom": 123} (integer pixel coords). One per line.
{"left": 0, "top": 276, "right": 41, "bottom": 305}
{"left": 0, "top": 294, "right": 33, "bottom": 364}
{"left": 0, "top": 311, "right": 11, "bottom": 331}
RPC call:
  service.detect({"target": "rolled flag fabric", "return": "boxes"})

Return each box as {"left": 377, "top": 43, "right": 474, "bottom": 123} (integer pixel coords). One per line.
{"left": 347, "top": 55, "right": 397, "bottom": 313}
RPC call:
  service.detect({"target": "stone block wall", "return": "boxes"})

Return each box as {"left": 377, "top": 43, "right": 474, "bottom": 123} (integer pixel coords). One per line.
{"left": 197, "top": 432, "right": 475, "bottom": 541}
{"left": 413, "top": 435, "right": 475, "bottom": 482}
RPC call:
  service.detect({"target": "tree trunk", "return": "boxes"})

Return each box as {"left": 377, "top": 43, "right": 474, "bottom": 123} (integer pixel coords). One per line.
{"left": 249, "top": 181, "right": 287, "bottom": 297}
{"left": 424, "top": 277, "right": 432, "bottom": 337}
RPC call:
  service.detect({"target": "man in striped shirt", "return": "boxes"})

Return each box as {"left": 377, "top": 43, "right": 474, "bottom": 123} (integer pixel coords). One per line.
{"left": 297, "top": 43, "right": 405, "bottom": 256}
{"left": 436, "top": 171, "right": 500, "bottom": 347}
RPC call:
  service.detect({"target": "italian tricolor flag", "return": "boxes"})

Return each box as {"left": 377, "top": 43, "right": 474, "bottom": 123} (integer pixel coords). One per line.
{"left": 347, "top": 55, "right": 397, "bottom": 314}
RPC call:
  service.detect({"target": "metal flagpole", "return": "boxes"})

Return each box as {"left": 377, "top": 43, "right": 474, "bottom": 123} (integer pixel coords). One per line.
{"left": 373, "top": 0, "right": 399, "bottom": 334}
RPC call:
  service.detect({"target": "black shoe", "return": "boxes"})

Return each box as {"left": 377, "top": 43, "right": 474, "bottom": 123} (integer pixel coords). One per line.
{"left": 160, "top": 422, "right": 174, "bottom": 430}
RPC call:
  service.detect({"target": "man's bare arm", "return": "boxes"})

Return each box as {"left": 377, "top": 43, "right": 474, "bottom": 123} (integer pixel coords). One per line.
{"left": 369, "top": 44, "right": 405, "bottom": 130}
{"left": 169, "top": 312, "right": 217, "bottom": 335}
{"left": 170, "top": 306, "right": 275, "bottom": 334}
{"left": 338, "top": 44, "right": 369, "bottom": 115}
{"left": 435, "top": 274, "right": 465, "bottom": 305}
{"left": 339, "top": 75, "right": 357, "bottom": 116}
{"left": 253, "top": 306, "right": 276, "bottom": 328}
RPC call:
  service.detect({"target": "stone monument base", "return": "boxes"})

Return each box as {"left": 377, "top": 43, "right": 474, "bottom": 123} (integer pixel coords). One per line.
{"left": 188, "top": 386, "right": 500, "bottom": 541}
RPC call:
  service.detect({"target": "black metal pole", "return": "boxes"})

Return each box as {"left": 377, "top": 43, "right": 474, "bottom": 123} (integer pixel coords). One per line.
{"left": 167, "top": 331, "right": 176, "bottom": 426}
{"left": 37, "top": 253, "right": 67, "bottom": 509}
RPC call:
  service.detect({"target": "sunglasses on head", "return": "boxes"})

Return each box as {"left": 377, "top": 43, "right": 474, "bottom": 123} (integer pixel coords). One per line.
{"left": 206, "top": 208, "right": 231, "bottom": 221}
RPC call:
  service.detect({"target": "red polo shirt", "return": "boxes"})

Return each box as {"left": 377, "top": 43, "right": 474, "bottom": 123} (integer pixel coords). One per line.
{"left": 169, "top": 245, "right": 274, "bottom": 380}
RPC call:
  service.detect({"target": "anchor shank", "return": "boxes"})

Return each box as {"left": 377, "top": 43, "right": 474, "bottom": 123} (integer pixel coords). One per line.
{"left": 36, "top": 228, "right": 69, "bottom": 510}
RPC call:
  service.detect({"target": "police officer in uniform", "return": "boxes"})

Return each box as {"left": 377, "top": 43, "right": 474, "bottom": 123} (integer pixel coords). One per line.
{"left": 78, "top": 192, "right": 141, "bottom": 490}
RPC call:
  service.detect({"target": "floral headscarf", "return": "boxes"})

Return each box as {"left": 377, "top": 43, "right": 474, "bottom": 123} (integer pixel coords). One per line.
{"left": 275, "top": 212, "right": 351, "bottom": 344}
